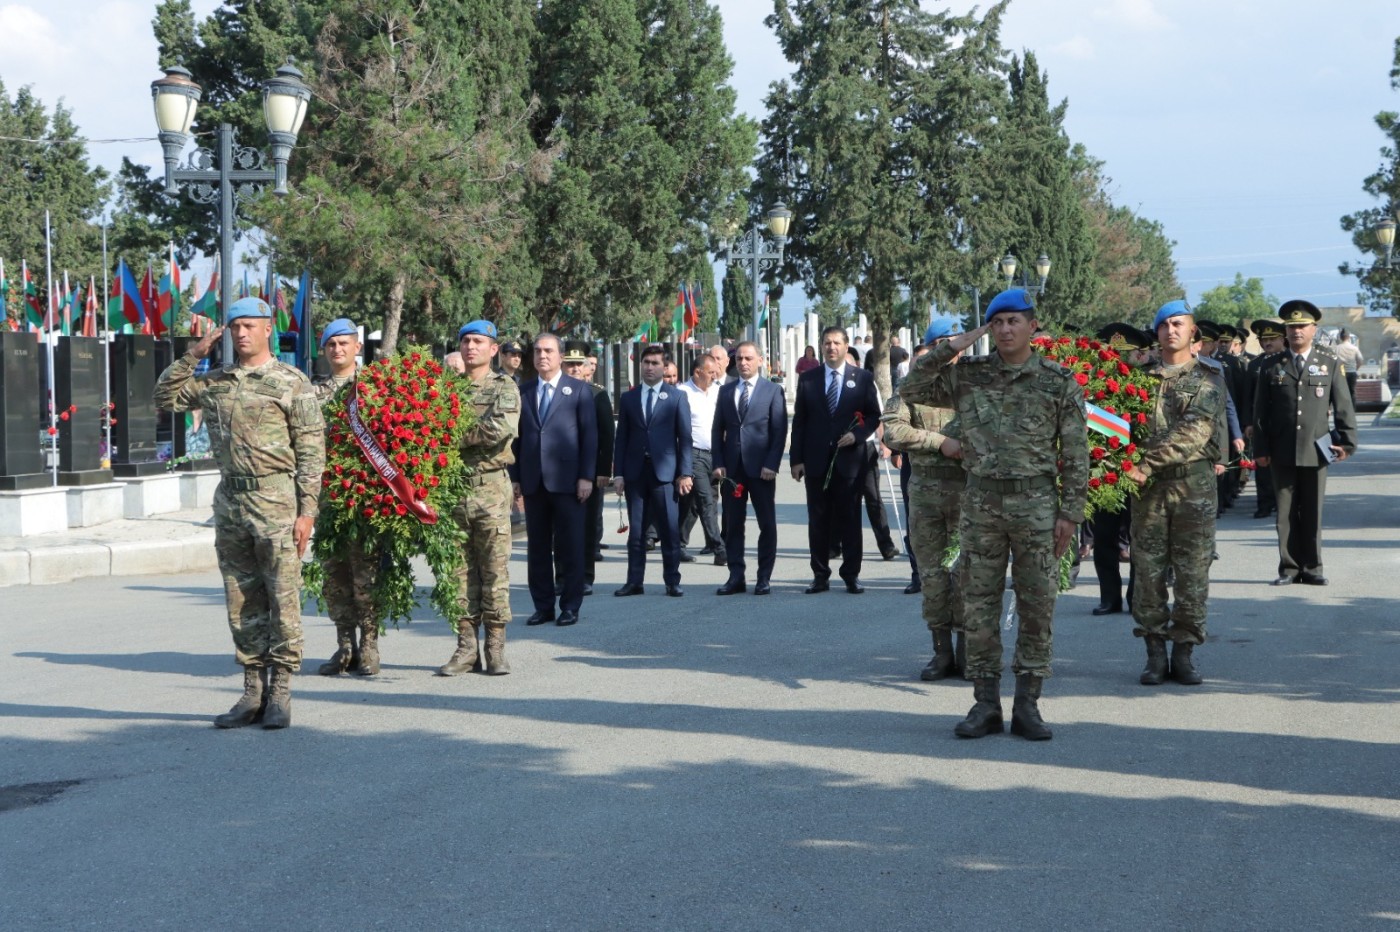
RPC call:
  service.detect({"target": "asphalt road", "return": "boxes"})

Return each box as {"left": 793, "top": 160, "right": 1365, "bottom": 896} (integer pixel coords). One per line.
{"left": 2, "top": 425, "right": 1398, "bottom": 930}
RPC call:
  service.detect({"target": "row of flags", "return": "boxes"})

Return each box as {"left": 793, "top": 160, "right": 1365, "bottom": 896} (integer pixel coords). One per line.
{"left": 634, "top": 281, "right": 706, "bottom": 343}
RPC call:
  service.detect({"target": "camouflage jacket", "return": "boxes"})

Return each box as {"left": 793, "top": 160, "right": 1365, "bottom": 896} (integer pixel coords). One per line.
{"left": 313, "top": 369, "right": 357, "bottom": 403}
{"left": 880, "top": 392, "right": 963, "bottom": 479}
{"left": 155, "top": 353, "right": 325, "bottom": 517}
{"left": 460, "top": 370, "right": 521, "bottom": 473}
{"left": 1136, "top": 357, "right": 1225, "bottom": 479}
{"left": 900, "top": 340, "right": 1090, "bottom": 522}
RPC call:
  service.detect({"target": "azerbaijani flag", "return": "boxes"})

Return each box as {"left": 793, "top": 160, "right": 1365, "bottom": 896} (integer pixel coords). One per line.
{"left": 110, "top": 258, "right": 145, "bottom": 330}
{"left": 82, "top": 276, "right": 98, "bottom": 337}
{"left": 1086, "top": 402, "right": 1131, "bottom": 444}
{"left": 190, "top": 255, "right": 220, "bottom": 324}
{"left": 155, "top": 243, "right": 180, "bottom": 337}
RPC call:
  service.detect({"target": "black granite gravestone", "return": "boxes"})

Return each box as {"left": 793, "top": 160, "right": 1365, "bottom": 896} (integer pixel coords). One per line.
{"left": 109, "top": 334, "right": 163, "bottom": 476}
{"left": 0, "top": 331, "right": 46, "bottom": 490}
{"left": 54, "top": 336, "right": 112, "bottom": 485}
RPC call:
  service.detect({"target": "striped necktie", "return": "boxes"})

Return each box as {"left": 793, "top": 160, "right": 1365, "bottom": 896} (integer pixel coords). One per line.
{"left": 826, "top": 368, "right": 839, "bottom": 414}
{"left": 738, "top": 380, "right": 750, "bottom": 420}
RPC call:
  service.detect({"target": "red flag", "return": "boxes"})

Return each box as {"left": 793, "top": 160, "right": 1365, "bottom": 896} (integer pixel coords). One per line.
{"left": 82, "top": 275, "right": 98, "bottom": 337}
{"left": 140, "top": 262, "right": 156, "bottom": 335}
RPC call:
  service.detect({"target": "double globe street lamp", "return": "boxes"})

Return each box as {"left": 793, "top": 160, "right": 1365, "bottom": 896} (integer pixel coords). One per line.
{"left": 719, "top": 203, "right": 795, "bottom": 344}
{"left": 1000, "top": 251, "right": 1052, "bottom": 296}
{"left": 150, "top": 60, "right": 312, "bottom": 361}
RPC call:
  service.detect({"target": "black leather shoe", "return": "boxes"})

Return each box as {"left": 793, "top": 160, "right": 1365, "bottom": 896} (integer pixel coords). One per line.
{"left": 698, "top": 546, "right": 714, "bottom": 556}
{"left": 678, "top": 551, "right": 696, "bottom": 563}
{"left": 665, "top": 585, "right": 684, "bottom": 597}
{"left": 1298, "top": 573, "right": 1329, "bottom": 586}
{"left": 614, "top": 583, "right": 645, "bottom": 597}
{"left": 716, "top": 580, "right": 746, "bottom": 595}
{"left": 904, "top": 579, "right": 921, "bottom": 595}
{"left": 845, "top": 579, "right": 865, "bottom": 594}
{"left": 1091, "top": 602, "right": 1122, "bottom": 616}
{"left": 880, "top": 546, "right": 899, "bottom": 561}
{"left": 556, "top": 610, "right": 579, "bottom": 626}
{"left": 645, "top": 540, "right": 658, "bottom": 552}
{"left": 525, "top": 610, "right": 555, "bottom": 626}
{"left": 713, "top": 554, "right": 728, "bottom": 567}
{"left": 582, "top": 583, "right": 593, "bottom": 597}
{"left": 1271, "top": 575, "right": 1295, "bottom": 586}
{"left": 804, "top": 580, "right": 830, "bottom": 594}
{"left": 753, "top": 581, "right": 771, "bottom": 595}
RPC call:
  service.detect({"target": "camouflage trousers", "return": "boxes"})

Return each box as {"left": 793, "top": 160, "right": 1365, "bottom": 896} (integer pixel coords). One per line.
{"left": 1131, "top": 461, "right": 1215, "bottom": 645}
{"left": 452, "top": 469, "right": 514, "bottom": 626}
{"left": 322, "top": 539, "right": 379, "bottom": 633}
{"left": 907, "top": 470, "right": 965, "bottom": 634}
{"left": 212, "top": 478, "right": 304, "bottom": 670}
{"left": 959, "top": 483, "right": 1059, "bottom": 679}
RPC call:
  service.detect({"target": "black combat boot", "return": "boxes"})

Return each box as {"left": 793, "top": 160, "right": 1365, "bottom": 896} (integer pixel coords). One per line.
{"left": 318, "top": 625, "right": 359, "bottom": 676}
{"left": 356, "top": 622, "right": 381, "bottom": 676}
{"left": 214, "top": 666, "right": 266, "bottom": 729}
{"left": 438, "top": 619, "right": 481, "bottom": 676}
{"left": 954, "top": 630, "right": 967, "bottom": 679}
{"left": 1140, "top": 635, "right": 1168, "bottom": 685}
{"left": 1010, "top": 674, "right": 1053, "bottom": 741}
{"left": 954, "top": 678, "right": 1004, "bottom": 738}
{"left": 483, "top": 624, "right": 511, "bottom": 675}
{"left": 262, "top": 666, "right": 293, "bottom": 729}
{"left": 1170, "top": 641, "right": 1203, "bottom": 685}
{"left": 920, "top": 630, "right": 958, "bottom": 681}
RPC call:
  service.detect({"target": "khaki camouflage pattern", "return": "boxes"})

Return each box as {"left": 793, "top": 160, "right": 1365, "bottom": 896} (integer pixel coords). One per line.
{"left": 156, "top": 353, "right": 325, "bottom": 669}
{"left": 454, "top": 371, "right": 520, "bottom": 626}
{"left": 900, "top": 344, "right": 1091, "bottom": 679}
{"left": 882, "top": 392, "right": 965, "bottom": 633}
{"left": 313, "top": 370, "right": 356, "bottom": 403}
{"left": 1131, "top": 357, "right": 1226, "bottom": 645}
{"left": 315, "top": 367, "right": 378, "bottom": 633}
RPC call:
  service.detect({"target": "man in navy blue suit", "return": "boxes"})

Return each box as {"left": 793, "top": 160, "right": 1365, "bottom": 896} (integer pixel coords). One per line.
{"left": 712, "top": 341, "right": 788, "bottom": 596}
{"left": 791, "top": 326, "right": 883, "bottom": 594}
{"left": 509, "top": 332, "right": 598, "bottom": 627}
{"left": 612, "top": 344, "right": 694, "bottom": 597}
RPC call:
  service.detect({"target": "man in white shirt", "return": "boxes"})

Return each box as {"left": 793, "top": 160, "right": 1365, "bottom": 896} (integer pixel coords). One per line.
{"left": 678, "top": 356, "right": 726, "bottom": 565}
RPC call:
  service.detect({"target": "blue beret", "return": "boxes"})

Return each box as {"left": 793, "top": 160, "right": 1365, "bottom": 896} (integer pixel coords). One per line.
{"left": 984, "top": 288, "right": 1035, "bottom": 323}
{"left": 227, "top": 297, "right": 271, "bottom": 322}
{"left": 457, "top": 320, "right": 498, "bottom": 341}
{"left": 1151, "top": 300, "right": 1193, "bottom": 331}
{"left": 923, "top": 318, "right": 963, "bottom": 344}
{"left": 319, "top": 318, "right": 358, "bottom": 348}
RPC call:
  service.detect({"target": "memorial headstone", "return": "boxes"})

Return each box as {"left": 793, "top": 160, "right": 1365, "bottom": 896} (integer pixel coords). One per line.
{"left": 0, "top": 331, "right": 46, "bottom": 490}
{"left": 109, "top": 333, "right": 163, "bottom": 476}
{"left": 54, "top": 336, "right": 111, "bottom": 485}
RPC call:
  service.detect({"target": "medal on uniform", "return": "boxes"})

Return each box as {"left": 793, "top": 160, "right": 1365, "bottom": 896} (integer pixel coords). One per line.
{"left": 658, "top": 391, "right": 667, "bottom": 400}
{"left": 1316, "top": 386, "right": 1325, "bottom": 397}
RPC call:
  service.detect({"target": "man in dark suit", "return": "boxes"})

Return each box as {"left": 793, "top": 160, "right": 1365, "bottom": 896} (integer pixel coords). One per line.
{"left": 711, "top": 341, "right": 787, "bottom": 595}
{"left": 509, "top": 332, "right": 598, "bottom": 626}
{"left": 612, "top": 344, "right": 694, "bottom": 597}
{"left": 790, "top": 326, "right": 882, "bottom": 594}
{"left": 1253, "top": 300, "right": 1358, "bottom": 586}
{"left": 560, "top": 342, "right": 613, "bottom": 596}
{"left": 1245, "top": 318, "right": 1286, "bottom": 518}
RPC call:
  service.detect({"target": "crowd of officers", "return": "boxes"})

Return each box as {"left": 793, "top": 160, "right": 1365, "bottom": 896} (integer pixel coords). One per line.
{"left": 155, "top": 290, "right": 1358, "bottom": 738}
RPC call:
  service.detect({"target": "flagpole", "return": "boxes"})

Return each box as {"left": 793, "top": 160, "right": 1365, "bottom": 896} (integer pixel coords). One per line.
{"left": 101, "top": 226, "right": 111, "bottom": 469}
{"left": 43, "top": 211, "right": 57, "bottom": 484}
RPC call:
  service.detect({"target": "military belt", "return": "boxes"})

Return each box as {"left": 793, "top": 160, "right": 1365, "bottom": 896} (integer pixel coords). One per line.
{"left": 1154, "top": 460, "right": 1212, "bottom": 481}
{"left": 223, "top": 475, "right": 261, "bottom": 492}
{"left": 923, "top": 464, "right": 965, "bottom": 480}
{"left": 965, "top": 474, "right": 1055, "bottom": 494}
{"left": 462, "top": 469, "right": 505, "bottom": 488}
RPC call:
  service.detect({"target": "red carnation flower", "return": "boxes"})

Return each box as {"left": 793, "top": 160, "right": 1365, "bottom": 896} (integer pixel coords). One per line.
{"left": 1121, "top": 459, "right": 1134, "bottom": 471}
{"left": 395, "top": 504, "right": 408, "bottom": 516}
{"left": 1117, "top": 362, "right": 1131, "bottom": 376}
{"left": 429, "top": 476, "right": 441, "bottom": 487}
{"left": 1094, "top": 390, "right": 1107, "bottom": 401}
{"left": 1108, "top": 437, "right": 1121, "bottom": 449}
{"left": 1137, "top": 413, "right": 1148, "bottom": 424}
{"left": 733, "top": 483, "right": 745, "bottom": 498}
{"left": 341, "top": 479, "right": 352, "bottom": 490}
{"left": 381, "top": 506, "right": 393, "bottom": 516}
{"left": 438, "top": 454, "right": 449, "bottom": 467}
{"left": 1105, "top": 472, "right": 1119, "bottom": 485}
{"left": 1125, "top": 443, "right": 1137, "bottom": 455}
{"left": 1105, "top": 379, "right": 1119, "bottom": 393}
{"left": 395, "top": 452, "right": 409, "bottom": 465}
{"left": 1089, "top": 478, "right": 1101, "bottom": 489}
{"left": 1091, "top": 447, "right": 1106, "bottom": 461}
{"left": 1076, "top": 338, "right": 1090, "bottom": 348}
{"left": 1057, "top": 336, "right": 1072, "bottom": 345}
{"left": 46, "top": 427, "right": 56, "bottom": 435}
{"left": 1074, "top": 373, "right": 1089, "bottom": 386}
{"left": 363, "top": 508, "right": 375, "bottom": 518}
{"left": 1104, "top": 406, "right": 1116, "bottom": 415}
{"left": 59, "top": 412, "right": 69, "bottom": 421}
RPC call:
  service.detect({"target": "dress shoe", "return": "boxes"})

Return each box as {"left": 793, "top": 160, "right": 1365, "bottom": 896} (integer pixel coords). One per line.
{"left": 753, "top": 581, "right": 771, "bottom": 596}
{"left": 713, "top": 553, "right": 728, "bottom": 567}
{"left": 678, "top": 550, "right": 696, "bottom": 563}
{"left": 904, "top": 579, "right": 922, "bottom": 595}
{"left": 614, "top": 583, "right": 645, "bottom": 597}
{"left": 1091, "top": 602, "right": 1122, "bottom": 616}
{"left": 1298, "top": 572, "right": 1329, "bottom": 586}
{"left": 1271, "top": 575, "right": 1295, "bottom": 586}
{"left": 716, "top": 580, "right": 747, "bottom": 595}
{"left": 880, "top": 546, "right": 900, "bottom": 561}
{"left": 582, "top": 583, "right": 593, "bottom": 597}
{"left": 556, "top": 610, "right": 579, "bottom": 626}
{"left": 698, "top": 545, "right": 715, "bottom": 556}
{"left": 665, "top": 585, "right": 684, "bottom": 597}
{"left": 593, "top": 550, "right": 603, "bottom": 561}
{"left": 599, "top": 542, "right": 610, "bottom": 550}
{"left": 645, "top": 539, "right": 658, "bottom": 552}
{"left": 1253, "top": 509, "right": 1275, "bottom": 519}
{"left": 804, "top": 580, "right": 830, "bottom": 594}
{"left": 525, "top": 610, "right": 555, "bottom": 626}
{"left": 844, "top": 579, "right": 865, "bottom": 594}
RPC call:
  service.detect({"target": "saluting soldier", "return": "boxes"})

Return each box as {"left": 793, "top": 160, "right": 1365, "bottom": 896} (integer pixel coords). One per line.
{"left": 438, "top": 320, "right": 522, "bottom": 676}
{"left": 1252, "top": 300, "right": 1358, "bottom": 586}
{"left": 899, "top": 289, "right": 1089, "bottom": 741}
{"left": 155, "top": 297, "right": 325, "bottom": 729}
{"left": 1244, "top": 318, "right": 1286, "bottom": 518}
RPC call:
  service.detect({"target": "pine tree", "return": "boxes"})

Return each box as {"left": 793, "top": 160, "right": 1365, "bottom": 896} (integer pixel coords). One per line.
{"left": 1340, "top": 36, "right": 1400, "bottom": 316}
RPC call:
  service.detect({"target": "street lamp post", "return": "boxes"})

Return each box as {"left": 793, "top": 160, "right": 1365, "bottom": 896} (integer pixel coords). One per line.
{"left": 1374, "top": 217, "right": 1396, "bottom": 269}
{"left": 151, "top": 61, "right": 311, "bottom": 363}
{"left": 1000, "top": 251, "right": 1052, "bottom": 296}
{"left": 722, "top": 203, "right": 793, "bottom": 348}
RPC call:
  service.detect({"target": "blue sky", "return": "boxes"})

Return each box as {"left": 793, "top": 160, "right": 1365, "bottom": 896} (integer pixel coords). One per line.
{"left": 5, "top": 0, "right": 1400, "bottom": 324}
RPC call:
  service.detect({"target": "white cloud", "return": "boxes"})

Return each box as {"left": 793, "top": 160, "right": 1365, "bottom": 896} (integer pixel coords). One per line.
{"left": 1093, "top": 0, "right": 1174, "bottom": 32}
{"left": 0, "top": 4, "right": 66, "bottom": 77}
{"left": 1050, "top": 35, "right": 1096, "bottom": 60}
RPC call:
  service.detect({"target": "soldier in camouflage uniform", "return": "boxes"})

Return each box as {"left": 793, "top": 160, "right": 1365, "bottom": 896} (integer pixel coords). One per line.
{"left": 438, "top": 320, "right": 521, "bottom": 676}
{"left": 155, "top": 297, "right": 325, "bottom": 729}
{"left": 312, "top": 318, "right": 382, "bottom": 677}
{"left": 882, "top": 320, "right": 967, "bottom": 682}
{"left": 1124, "top": 301, "right": 1227, "bottom": 686}
{"left": 899, "top": 289, "right": 1089, "bottom": 741}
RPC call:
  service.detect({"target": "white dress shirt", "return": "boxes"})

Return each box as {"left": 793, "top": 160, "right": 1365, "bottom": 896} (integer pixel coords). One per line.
{"left": 678, "top": 379, "right": 718, "bottom": 451}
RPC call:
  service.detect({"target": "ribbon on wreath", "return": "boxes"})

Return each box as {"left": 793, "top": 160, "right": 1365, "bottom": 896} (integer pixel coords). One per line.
{"left": 347, "top": 379, "right": 439, "bottom": 525}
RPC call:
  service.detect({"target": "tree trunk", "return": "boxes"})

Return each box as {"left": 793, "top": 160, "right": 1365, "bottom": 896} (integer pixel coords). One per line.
{"left": 380, "top": 269, "right": 407, "bottom": 358}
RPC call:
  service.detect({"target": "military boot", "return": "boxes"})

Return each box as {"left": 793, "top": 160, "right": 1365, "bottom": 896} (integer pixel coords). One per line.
{"left": 318, "top": 625, "right": 359, "bottom": 676}
{"left": 438, "top": 619, "right": 481, "bottom": 676}
{"left": 953, "top": 678, "right": 1004, "bottom": 738}
{"left": 262, "top": 666, "right": 293, "bottom": 729}
{"left": 483, "top": 624, "right": 511, "bottom": 676}
{"left": 214, "top": 666, "right": 266, "bottom": 729}
{"left": 954, "top": 630, "right": 968, "bottom": 679}
{"left": 920, "top": 630, "right": 958, "bottom": 681}
{"left": 356, "top": 622, "right": 381, "bottom": 676}
{"left": 1140, "top": 635, "right": 1168, "bottom": 685}
{"left": 1010, "top": 674, "right": 1053, "bottom": 741}
{"left": 1170, "top": 641, "right": 1203, "bottom": 685}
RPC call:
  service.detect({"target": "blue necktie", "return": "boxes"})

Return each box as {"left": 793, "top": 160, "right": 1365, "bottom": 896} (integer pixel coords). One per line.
{"left": 826, "top": 369, "right": 839, "bottom": 415}
{"left": 538, "top": 382, "right": 553, "bottom": 422}
{"left": 738, "top": 380, "right": 750, "bottom": 420}
{"left": 645, "top": 386, "right": 655, "bottom": 423}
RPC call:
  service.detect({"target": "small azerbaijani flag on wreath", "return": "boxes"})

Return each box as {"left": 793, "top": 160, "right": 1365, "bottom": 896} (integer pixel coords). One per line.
{"left": 1085, "top": 402, "right": 1131, "bottom": 444}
